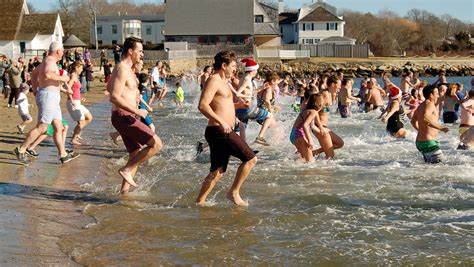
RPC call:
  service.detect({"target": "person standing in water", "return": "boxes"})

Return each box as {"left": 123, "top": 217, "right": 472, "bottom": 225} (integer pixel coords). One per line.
{"left": 196, "top": 51, "right": 257, "bottom": 207}
{"left": 458, "top": 89, "right": 474, "bottom": 149}
{"left": 108, "top": 37, "right": 163, "bottom": 193}
{"left": 381, "top": 84, "right": 407, "bottom": 138}
{"left": 411, "top": 85, "right": 449, "bottom": 163}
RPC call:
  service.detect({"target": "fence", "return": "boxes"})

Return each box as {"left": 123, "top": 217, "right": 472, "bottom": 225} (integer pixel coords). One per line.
{"left": 256, "top": 49, "right": 310, "bottom": 59}
{"left": 272, "top": 44, "right": 370, "bottom": 58}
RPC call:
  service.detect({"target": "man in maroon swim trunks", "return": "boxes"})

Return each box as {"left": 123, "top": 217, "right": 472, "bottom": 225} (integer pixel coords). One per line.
{"left": 107, "top": 37, "right": 163, "bottom": 193}
{"left": 196, "top": 51, "right": 257, "bottom": 206}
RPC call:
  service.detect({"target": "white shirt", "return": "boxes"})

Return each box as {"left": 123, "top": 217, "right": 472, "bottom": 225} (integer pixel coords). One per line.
{"left": 17, "top": 92, "right": 29, "bottom": 115}
{"left": 151, "top": 67, "right": 160, "bottom": 84}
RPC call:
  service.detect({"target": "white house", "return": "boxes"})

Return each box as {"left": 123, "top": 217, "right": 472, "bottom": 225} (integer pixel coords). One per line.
{"left": 0, "top": 0, "right": 64, "bottom": 59}
{"left": 90, "top": 15, "right": 165, "bottom": 46}
{"left": 279, "top": 0, "right": 350, "bottom": 45}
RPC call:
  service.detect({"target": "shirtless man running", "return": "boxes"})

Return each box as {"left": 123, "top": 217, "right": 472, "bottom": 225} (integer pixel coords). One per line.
{"left": 411, "top": 85, "right": 449, "bottom": 163}
{"left": 108, "top": 37, "right": 163, "bottom": 193}
{"left": 196, "top": 51, "right": 257, "bottom": 206}
{"left": 14, "top": 41, "right": 79, "bottom": 165}
{"left": 458, "top": 89, "right": 474, "bottom": 149}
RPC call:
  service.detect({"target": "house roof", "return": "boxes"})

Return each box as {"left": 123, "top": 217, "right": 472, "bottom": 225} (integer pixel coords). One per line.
{"left": 164, "top": 0, "right": 254, "bottom": 36}
{"left": 63, "top": 34, "right": 87, "bottom": 48}
{"left": 254, "top": 22, "right": 279, "bottom": 36}
{"left": 0, "top": 0, "right": 26, "bottom": 40}
{"left": 279, "top": 12, "right": 298, "bottom": 25}
{"left": 16, "top": 14, "right": 58, "bottom": 40}
{"left": 299, "top": 6, "right": 343, "bottom": 22}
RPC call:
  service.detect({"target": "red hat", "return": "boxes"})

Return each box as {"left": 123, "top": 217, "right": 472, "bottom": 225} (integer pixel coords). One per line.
{"left": 241, "top": 58, "right": 259, "bottom": 72}
{"left": 389, "top": 85, "right": 402, "bottom": 99}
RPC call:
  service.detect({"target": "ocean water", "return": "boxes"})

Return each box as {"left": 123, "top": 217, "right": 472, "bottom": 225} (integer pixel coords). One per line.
{"left": 54, "top": 76, "right": 473, "bottom": 265}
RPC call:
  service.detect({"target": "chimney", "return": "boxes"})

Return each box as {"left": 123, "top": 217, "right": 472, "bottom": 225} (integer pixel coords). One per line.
{"left": 278, "top": 0, "right": 284, "bottom": 14}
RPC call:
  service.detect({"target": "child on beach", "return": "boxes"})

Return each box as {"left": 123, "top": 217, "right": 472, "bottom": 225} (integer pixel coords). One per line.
{"left": 16, "top": 83, "right": 32, "bottom": 134}
{"left": 290, "top": 93, "right": 325, "bottom": 162}
{"left": 138, "top": 73, "right": 155, "bottom": 133}
{"left": 405, "top": 88, "right": 422, "bottom": 119}
{"left": 174, "top": 82, "right": 184, "bottom": 107}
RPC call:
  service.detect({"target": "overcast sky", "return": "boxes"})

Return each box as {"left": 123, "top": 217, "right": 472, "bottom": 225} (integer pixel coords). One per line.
{"left": 29, "top": 0, "right": 473, "bottom": 23}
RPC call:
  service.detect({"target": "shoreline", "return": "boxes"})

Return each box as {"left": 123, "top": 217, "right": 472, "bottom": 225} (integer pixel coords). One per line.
{"left": 0, "top": 80, "right": 111, "bottom": 265}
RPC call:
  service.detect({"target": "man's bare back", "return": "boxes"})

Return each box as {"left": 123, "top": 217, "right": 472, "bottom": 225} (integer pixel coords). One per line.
{"left": 368, "top": 87, "right": 384, "bottom": 107}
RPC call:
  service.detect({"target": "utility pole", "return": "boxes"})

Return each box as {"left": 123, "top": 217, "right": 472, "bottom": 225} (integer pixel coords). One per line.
{"left": 94, "top": 9, "right": 98, "bottom": 49}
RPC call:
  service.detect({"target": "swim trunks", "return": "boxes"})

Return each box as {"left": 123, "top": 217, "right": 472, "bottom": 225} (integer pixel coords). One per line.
{"left": 443, "top": 111, "right": 458, "bottom": 123}
{"left": 46, "top": 119, "right": 68, "bottom": 136}
{"left": 289, "top": 127, "right": 305, "bottom": 145}
{"left": 339, "top": 104, "right": 349, "bottom": 118}
{"left": 204, "top": 126, "right": 256, "bottom": 173}
{"left": 66, "top": 100, "right": 90, "bottom": 121}
{"left": 36, "top": 89, "right": 62, "bottom": 124}
{"left": 416, "top": 140, "right": 443, "bottom": 164}
{"left": 111, "top": 109, "right": 155, "bottom": 153}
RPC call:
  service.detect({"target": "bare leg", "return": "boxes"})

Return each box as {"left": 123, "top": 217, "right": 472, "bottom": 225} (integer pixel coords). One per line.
{"left": 71, "top": 121, "right": 83, "bottom": 145}
{"left": 51, "top": 119, "right": 68, "bottom": 157}
{"left": 28, "top": 134, "right": 49, "bottom": 150}
{"left": 196, "top": 169, "right": 224, "bottom": 205}
{"left": 120, "top": 150, "right": 140, "bottom": 194}
{"left": 257, "top": 113, "right": 275, "bottom": 139}
{"left": 19, "top": 123, "right": 49, "bottom": 153}
{"left": 62, "top": 125, "right": 69, "bottom": 148}
{"left": 312, "top": 129, "right": 334, "bottom": 159}
{"left": 226, "top": 156, "right": 257, "bottom": 206}
{"left": 119, "top": 135, "right": 162, "bottom": 193}
{"left": 295, "top": 138, "right": 314, "bottom": 162}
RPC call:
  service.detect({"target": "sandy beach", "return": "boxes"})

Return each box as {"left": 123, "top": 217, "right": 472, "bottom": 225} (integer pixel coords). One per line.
{"left": 0, "top": 79, "right": 112, "bottom": 265}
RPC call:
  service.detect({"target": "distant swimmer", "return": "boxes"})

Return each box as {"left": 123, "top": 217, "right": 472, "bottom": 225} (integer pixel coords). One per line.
{"left": 365, "top": 78, "right": 385, "bottom": 112}
{"left": 457, "top": 89, "right": 474, "bottom": 150}
{"left": 400, "top": 71, "right": 416, "bottom": 98}
{"left": 411, "top": 85, "right": 449, "bottom": 163}
{"left": 108, "top": 37, "right": 162, "bottom": 193}
{"left": 14, "top": 41, "right": 79, "bottom": 165}
{"left": 381, "top": 84, "right": 407, "bottom": 138}
{"left": 196, "top": 51, "right": 257, "bottom": 206}
{"left": 338, "top": 78, "right": 361, "bottom": 118}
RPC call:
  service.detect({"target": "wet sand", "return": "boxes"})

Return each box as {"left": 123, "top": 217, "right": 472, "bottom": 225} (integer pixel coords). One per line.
{"left": 0, "top": 80, "right": 112, "bottom": 265}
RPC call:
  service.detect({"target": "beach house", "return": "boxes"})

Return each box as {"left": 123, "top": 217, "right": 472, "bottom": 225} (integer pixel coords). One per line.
{"left": 0, "top": 0, "right": 64, "bottom": 59}
{"left": 164, "top": 0, "right": 280, "bottom": 47}
{"left": 279, "top": 0, "right": 354, "bottom": 45}
{"left": 90, "top": 15, "right": 165, "bottom": 47}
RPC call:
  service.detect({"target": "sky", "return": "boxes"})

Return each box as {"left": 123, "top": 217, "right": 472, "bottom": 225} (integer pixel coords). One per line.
{"left": 29, "top": 0, "right": 473, "bottom": 23}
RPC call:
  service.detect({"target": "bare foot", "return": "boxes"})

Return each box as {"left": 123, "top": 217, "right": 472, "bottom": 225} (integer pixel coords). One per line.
{"left": 71, "top": 139, "right": 82, "bottom": 145}
{"left": 118, "top": 168, "right": 138, "bottom": 187}
{"left": 226, "top": 192, "right": 249, "bottom": 206}
{"left": 110, "top": 132, "right": 120, "bottom": 145}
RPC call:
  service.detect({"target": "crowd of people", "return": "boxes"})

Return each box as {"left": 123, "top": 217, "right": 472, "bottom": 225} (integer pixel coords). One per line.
{"left": 3, "top": 37, "right": 473, "bottom": 206}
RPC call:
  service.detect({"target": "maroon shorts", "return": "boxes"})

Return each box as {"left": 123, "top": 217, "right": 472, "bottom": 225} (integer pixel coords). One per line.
{"left": 111, "top": 109, "right": 155, "bottom": 153}
{"left": 205, "top": 126, "right": 256, "bottom": 173}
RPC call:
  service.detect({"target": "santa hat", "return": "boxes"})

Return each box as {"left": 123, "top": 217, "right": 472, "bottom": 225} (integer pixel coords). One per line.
{"left": 389, "top": 85, "right": 402, "bottom": 99}
{"left": 241, "top": 58, "right": 259, "bottom": 72}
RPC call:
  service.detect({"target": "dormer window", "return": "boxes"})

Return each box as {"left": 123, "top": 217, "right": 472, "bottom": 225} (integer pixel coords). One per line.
{"left": 255, "top": 15, "right": 264, "bottom": 23}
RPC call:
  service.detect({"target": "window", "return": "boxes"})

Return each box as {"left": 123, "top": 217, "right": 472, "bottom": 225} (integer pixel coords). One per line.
{"left": 327, "top": 22, "right": 338, "bottom": 31}
{"left": 98, "top": 40, "right": 103, "bottom": 45}
{"left": 146, "top": 26, "right": 152, "bottom": 35}
{"left": 255, "top": 15, "right": 264, "bottom": 23}
{"left": 97, "top": 25, "right": 102, "bottom": 35}
{"left": 305, "top": 39, "right": 313, "bottom": 44}
{"left": 314, "top": 38, "right": 320, "bottom": 44}
{"left": 112, "top": 25, "right": 118, "bottom": 34}
{"left": 303, "top": 23, "right": 312, "bottom": 31}
{"left": 112, "top": 40, "right": 117, "bottom": 45}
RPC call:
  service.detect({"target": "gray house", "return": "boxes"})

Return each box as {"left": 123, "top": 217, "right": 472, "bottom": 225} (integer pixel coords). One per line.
{"left": 164, "top": 0, "right": 280, "bottom": 47}
{"left": 90, "top": 15, "right": 165, "bottom": 46}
